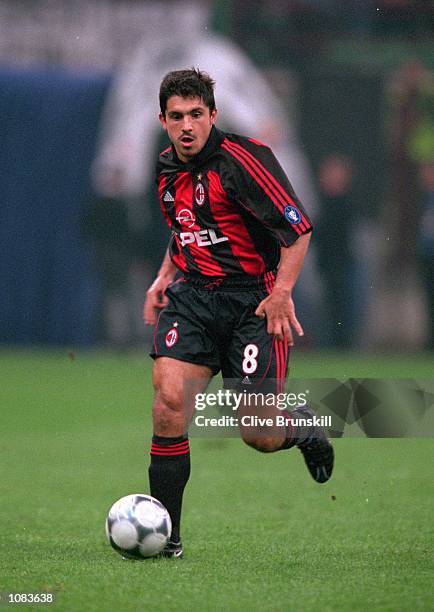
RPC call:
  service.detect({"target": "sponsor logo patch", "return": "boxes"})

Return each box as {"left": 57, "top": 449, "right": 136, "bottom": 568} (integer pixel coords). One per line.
{"left": 284, "top": 205, "right": 302, "bottom": 225}
{"left": 180, "top": 229, "right": 229, "bottom": 247}
{"left": 176, "top": 209, "right": 196, "bottom": 228}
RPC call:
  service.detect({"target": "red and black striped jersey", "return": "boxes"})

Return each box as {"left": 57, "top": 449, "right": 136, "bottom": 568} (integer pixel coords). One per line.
{"left": 156, "top": 126, "right": 312, "bottom": 278}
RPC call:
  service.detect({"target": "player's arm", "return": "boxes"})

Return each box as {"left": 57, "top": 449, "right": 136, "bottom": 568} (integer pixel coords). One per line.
{"left": 143, "top": 244, "right": 177, "bottom": 325}
{"left": 222, "top": 138, "right": 313, "bottom": 344}
{"left": 222, "top": 137, "right": 313, "bottom": 248}
{"left": 255, "top": 233, "right": 311, "bottom": 345}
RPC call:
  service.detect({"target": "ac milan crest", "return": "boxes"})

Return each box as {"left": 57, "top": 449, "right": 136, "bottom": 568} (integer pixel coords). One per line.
{"left": 195, "top": 182, "right": 205, "bottom": 206}
{"left": 165, "top": 327, "right": 179, "bottom": 348}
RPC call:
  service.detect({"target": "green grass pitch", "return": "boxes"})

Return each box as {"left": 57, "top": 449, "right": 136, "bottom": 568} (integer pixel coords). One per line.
{"left": 0, "top": 349, "right": 433, "bottom": 611}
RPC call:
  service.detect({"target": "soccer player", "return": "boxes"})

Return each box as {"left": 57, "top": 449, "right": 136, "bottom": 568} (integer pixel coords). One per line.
{"left": 144, "top": 69, "right": 334, "bottom": 558}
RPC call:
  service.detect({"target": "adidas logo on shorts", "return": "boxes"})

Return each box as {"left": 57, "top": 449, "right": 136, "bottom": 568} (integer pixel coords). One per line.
{"left": 163, "top": 191, "right": 175, "bottom": 202}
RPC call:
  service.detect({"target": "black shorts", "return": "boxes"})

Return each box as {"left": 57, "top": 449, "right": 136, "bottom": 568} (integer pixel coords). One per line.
{"left": 151, "top": 273, "right": 290, "bottom": 392}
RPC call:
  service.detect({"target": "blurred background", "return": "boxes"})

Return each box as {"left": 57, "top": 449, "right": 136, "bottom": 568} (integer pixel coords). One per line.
{"left": 0, "top": 0, "right": 433, "bottom": 354}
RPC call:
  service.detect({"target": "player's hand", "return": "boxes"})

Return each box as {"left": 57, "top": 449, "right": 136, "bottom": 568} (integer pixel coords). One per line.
{"left": 255, "top": 288, "right": 304, "bottom": 345}
{"left": 143, "top": 275, "right": 172, "bottom": 325}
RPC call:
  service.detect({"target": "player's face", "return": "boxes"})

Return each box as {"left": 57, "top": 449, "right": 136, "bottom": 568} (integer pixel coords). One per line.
{"left": 160, "top": 96, "right": 217, "bottom": 163}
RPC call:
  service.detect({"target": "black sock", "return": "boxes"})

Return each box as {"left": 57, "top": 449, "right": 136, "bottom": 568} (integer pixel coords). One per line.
{"left": 290, "top": 406, "right": 316, "bottom": 445}
{"left": 276, "top": 409, "right": 297, "bottom": 450}
{"left": 148, "top": 435, "right": 190, "bottom": 543}
{"left": 276, "top": 408, "right": 313, "bottom": 450}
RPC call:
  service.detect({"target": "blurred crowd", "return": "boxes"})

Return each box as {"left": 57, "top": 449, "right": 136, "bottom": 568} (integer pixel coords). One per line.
{"left": 0, "top": 0, "right": 432, "bottom": 351}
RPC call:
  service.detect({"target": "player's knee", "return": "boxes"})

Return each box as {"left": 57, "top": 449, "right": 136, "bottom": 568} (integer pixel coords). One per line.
{"left": 242, "top": 435, "right": 281, "bottom": 453}
{"left": 153, "top": 367, "right": 183, "bottom": 412}
{"left": 153, "top": 390, "right": 186, "bottom": 436}
{"left": 154, "top": 386, "right": 183, "bottom": 414}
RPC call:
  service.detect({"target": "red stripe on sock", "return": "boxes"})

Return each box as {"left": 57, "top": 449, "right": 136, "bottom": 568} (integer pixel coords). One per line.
{"left": 150, "top": 440, "right": 190, "bottom": 457}
{"left": 151, "top": 446, "right": 189, "bottom": 455}
{"left": 151, "top": 444, "right": 189, "bottom": 450}
{"left": 150, "top": 449, "right": 190, "bottom": 456}
{"left": 152, "top": 441, "right": 189, "bottom": 450}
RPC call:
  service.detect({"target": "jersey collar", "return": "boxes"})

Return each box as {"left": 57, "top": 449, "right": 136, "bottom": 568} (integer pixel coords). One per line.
{"left": 171, "top": 126, "right": 224, "bottom": 169}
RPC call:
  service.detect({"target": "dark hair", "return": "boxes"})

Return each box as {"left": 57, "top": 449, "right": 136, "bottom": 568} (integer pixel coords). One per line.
{"left": 159, "top": 68, "right": 216, "bottom": 116}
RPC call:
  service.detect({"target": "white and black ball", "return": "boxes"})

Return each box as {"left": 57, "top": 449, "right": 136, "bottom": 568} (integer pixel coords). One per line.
{"left": 105, "top": 494, "right": 171, "bottom": 559}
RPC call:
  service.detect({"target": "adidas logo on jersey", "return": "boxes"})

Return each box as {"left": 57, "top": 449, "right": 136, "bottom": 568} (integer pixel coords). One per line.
{"left": 242, "top": 376, "right": 251, "bottom": 385}
{"left": 163, "top": 191, "right": 175, "bottom": 202}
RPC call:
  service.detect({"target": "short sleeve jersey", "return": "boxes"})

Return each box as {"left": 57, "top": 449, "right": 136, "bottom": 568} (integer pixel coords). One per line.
{"left": 156, "top": 126, "right": 312, "bottom": 278}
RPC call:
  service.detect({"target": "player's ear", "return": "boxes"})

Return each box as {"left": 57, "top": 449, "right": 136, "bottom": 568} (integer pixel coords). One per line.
{"left": 210, "top": 108, "right": 217, "bottom": 124}
{"left": 159, "top": 113, "right": 167, "bottom": 130}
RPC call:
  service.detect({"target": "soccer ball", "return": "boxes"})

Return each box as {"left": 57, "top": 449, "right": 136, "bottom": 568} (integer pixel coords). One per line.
{"left": 105, "top": 494, "right": 171, "bottom": 559}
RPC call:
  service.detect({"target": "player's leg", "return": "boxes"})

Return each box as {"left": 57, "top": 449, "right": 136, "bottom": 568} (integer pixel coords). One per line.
{"left": 220, "top": 296, "right": 291, "bottom": 452}
{"left": 235, "top": 336, "right": 291, "bottom": 452}
{"left": 148, "top": 356, "right": 212, "bottom": 557}
{"left": 225, "top": 302, "right": 334, "bottom": 483}
{"left": 148, "top": 280, "right": 219, "bottom": 554}
{"left": 237, "top": 334, "right": 289, "bottom": 453}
